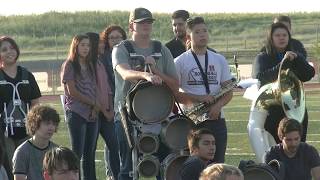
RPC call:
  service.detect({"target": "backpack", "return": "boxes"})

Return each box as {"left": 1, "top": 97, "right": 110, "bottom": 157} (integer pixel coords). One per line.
{"left": 238, "top": 159, "right": 285, "bottom": 180}
{"left": 0, "top": 66, "right": 30, "bottom": 136}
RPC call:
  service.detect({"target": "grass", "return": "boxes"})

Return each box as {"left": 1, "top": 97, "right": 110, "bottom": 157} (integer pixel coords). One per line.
{"left": 45, "top": 89, "right": 320, "bottom": 180}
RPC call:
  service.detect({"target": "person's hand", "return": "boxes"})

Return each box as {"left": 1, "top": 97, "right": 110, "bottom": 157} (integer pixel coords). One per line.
{"left": 284, "top": 51, "right": 297, "bottom": 61}
{"left": 208, "top": 103, "right": 221, "bottom": 120}
{"left": 92, "top": 101, "right": 102, "bottom": 112}
{"left": 103, "top": 109, "right": 114, "bottom": 122}
{"left": 89, "top": 109, "right": 98, "bottom": 121}
{"left": 197, "top": 95, "right": 215, "bottom": 104}
{"left": 144, "top": 72, "right": 163, "bottom": 85}
{"left": 145, "top": 56, "right": 157, "bottom": 72}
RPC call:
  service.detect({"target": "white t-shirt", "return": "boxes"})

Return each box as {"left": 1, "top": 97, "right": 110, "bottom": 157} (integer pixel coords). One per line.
{"left": 174, "top": 49, "right": 232, "bottom": 118}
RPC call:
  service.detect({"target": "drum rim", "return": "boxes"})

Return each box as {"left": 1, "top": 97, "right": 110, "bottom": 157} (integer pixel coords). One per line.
{"left": 161, "top": 116, "right": 195, "bottom": 150}
{"left": 162, "top": 152, "right": 190, "bottom": 179}
{"left": 137, "top": 133, "right": 159, "bottom": 154}
{"left": 138, "top": 155, "right": 160, "bottom": 177}
{"left": 132, "top": 84, "right": 174, "bottom": 123}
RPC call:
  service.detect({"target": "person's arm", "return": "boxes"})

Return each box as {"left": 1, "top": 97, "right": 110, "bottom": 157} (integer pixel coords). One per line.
{"left": 30, "top": 98, "right": 39, "bottom": 107}
{"left": 208, "top": 56, "right": 234, "bottom": 120}
{"left": 309, "top": 145, "right": 320, "bottom": 180}
{"left": 264, "top": 146, "right": 278, "bottom": 164}
{"left": 145, "top": 47, "right": 180, "bottom": 91}
{"left": 252, "top": 53, "right": 280, "bottom": 85}
{"left": 152, "top": 67, "right": 179, "bottom": 91}
{"left": 311, "top": 166, "right": 320, "bottom": 180}
{"left": 14, "top": 174, "right": 26, "bottom": 180}
{"left": 292, "top": 39, "right": 307, "bottom": 59}
{"left": 64, "top": 80, "right": 97, "bottom": 108}
{"left": 28, "top": 72, "right": 41, "bottom": 108}
{"left": 61, "top": 61, "right": 99, "bottom": 111}
{"left": 289, "top": 51, "right": 315, "bottom": 82}
{"left": 112, "top": 42, "right": 162, "bottom": 84}
{"left": 208, "top": 90, "right": 233, "bottom": 120}
{"left": 175, "top": 92, "right": 213, "bottom": 105}
{"left": 115, "top": 63, "right": 163, "bottom": 85}
{"left": 12, "top": 147, "right": 28, "bottom": 180}
{"left": 207, "top": 78, "right": 234, "bottom": 120}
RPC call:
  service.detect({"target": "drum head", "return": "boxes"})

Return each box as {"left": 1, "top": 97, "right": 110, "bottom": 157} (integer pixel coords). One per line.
{"left": 161, "top": 116, "right": 194, "bottom": 150}
{"left": 133, "top": 84, "right": 174, "bottom": 123}
{"left": 137, "top": 133, "right": 159, "bottom": 154}
{"left": 163, "top": 153, "right": 189, "bottom": 180}
{"left": 138, "top": 155, "right": 160, "bottom": 178}
{"left": 244, "top": 168, "right": 277, "bottom": 180}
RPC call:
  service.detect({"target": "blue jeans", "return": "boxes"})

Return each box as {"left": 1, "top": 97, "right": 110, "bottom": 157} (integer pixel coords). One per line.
{"left": 115, "top": 116, "right": 132, "bottom": 180}
{"left": 115, "top": 113, "right": 170, "bottom": 180}
{"left": 66, "top": 110, "right": 99, "bottom": 180}
{"left": 196, "top": 118, "right": 227, "bottom": 163}
{"left": 97, "top": 113, "right": 120, "bottom": 180}
{"left": 0, "top": 128, "right": 13, "bottom": 180}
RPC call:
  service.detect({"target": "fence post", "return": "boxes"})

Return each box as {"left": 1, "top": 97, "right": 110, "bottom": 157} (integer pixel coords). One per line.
{"left": 244, "top": 39, "right": 247, "bottom": 49}
{"left": 317, "top": 23, "right": 319, "bottom": 44}
{"left": 55, "top": 32, "right": 59, "bottom": 61}
{"left": 226, "top": 35, "right": 229, "bottom": 52}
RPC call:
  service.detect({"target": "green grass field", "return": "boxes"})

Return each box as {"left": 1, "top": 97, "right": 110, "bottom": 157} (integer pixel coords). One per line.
{"left": 45, "top": 89, "right": 320, "bottom": 180}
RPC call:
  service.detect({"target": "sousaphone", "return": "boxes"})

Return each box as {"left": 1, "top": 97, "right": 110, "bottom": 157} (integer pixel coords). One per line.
{"left": 247, "top": 57, "right": 305, "bottom": 163}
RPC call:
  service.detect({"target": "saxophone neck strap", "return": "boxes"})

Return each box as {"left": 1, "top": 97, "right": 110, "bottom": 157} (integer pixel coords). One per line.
{"left": 191, "top": 50, "right": 210, "bottom": 94}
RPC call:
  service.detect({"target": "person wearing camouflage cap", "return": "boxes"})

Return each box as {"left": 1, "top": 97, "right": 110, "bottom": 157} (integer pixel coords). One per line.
{"left": 112, "top": 7, "right": 178, "bottom": 180}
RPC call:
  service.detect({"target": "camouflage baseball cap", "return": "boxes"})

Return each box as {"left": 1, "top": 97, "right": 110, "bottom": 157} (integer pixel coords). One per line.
{"left": 129, "top": 7, "right": 155, "bottom": 23}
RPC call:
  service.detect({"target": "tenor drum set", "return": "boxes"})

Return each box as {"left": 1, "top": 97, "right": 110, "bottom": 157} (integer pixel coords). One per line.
{"left": 121, "top": 80, "right": 194, "bottom": 180}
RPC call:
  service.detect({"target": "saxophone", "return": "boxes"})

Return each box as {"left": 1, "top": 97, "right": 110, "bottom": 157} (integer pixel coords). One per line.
{"left": 186, "top": 78, "right": 237, "bottom": 123}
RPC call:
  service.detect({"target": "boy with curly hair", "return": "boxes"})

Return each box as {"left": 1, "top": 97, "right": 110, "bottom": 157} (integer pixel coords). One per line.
{"left": 12, "top": 105, "right": 60, "bottom": 180}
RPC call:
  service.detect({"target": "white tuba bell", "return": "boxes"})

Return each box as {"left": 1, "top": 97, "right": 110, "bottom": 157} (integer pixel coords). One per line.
{"left": 247, "top": 57, "right": 305, "bottom": 163}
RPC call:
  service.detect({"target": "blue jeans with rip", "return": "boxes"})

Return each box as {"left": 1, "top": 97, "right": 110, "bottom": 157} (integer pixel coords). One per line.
{"left": 97, "top": 112, "right": 120, "bottom": 180}
{"left": 66, "top": 110, "right": 99, "bottom": 180}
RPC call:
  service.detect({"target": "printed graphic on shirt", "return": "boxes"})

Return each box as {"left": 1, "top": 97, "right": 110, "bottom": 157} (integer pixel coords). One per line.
{"left": 188, "top": 65, "right": 218, "bottom": 85}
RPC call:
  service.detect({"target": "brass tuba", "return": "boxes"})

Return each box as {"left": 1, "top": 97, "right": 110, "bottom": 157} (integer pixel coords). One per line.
{"left": 247, "top": 57, "right": 305, "bottom": 163}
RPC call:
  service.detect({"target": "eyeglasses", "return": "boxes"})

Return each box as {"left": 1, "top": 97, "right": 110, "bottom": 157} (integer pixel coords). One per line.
{"left": 108, "top": 36, "right": 123, "bottom": 40}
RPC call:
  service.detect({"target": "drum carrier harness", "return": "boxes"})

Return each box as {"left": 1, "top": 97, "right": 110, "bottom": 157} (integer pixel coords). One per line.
{"left": 124, "top": 39, "right": 165, "bottom": 120}
{"left": 0, "top": 67, "right": 30, "bottom": 137}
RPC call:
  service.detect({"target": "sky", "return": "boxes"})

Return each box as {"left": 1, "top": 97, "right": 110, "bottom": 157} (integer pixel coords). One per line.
{"left": 1, "top": 0, "right": 319, "bottom": 16}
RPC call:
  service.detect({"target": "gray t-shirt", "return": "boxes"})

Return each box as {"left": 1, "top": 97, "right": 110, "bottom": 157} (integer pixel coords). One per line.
{"left": 12, "top": 140, "right": 57, "bottom": 180}
{"left": 112, "top": 40, "right": 178, "bottom": 117}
